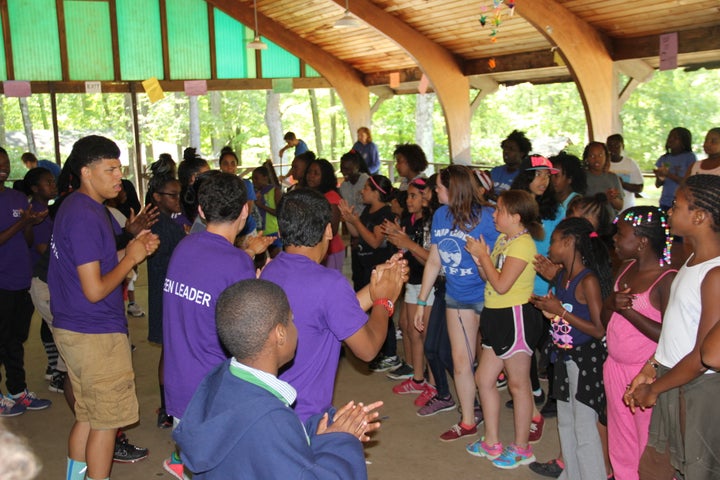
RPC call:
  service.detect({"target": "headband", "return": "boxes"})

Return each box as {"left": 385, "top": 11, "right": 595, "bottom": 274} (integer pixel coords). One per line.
{"left": 369, "top": 176, "right": 387, "bottom": 195}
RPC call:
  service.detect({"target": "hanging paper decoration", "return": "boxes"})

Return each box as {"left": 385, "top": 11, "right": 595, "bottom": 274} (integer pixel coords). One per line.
{"left": 477, "top": 0, "right": 516, "bottom": 42}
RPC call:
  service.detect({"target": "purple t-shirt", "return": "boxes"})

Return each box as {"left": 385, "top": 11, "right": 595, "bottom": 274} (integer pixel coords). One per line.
{"left": 48, "top": 192, "right": 126, "bottom": 334}
{"left": 30, "top": 199, "right": 52, "bottom": 268}
{"left": 260, "top": 252, "right": 367, "bottom": 421}
{"left": 0, "top": 188, "right": 32, "bottom": 290}
{"left": 163, "top": 230, "right": 255, "bottom": 418}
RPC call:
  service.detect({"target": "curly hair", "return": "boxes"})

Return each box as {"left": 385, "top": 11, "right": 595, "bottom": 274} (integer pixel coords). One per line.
{"left": 550, "top": 151, "right": 587, "bottom": 195}
{"left": 393, "top": 143, "right": 428, "bottom": 175}
{"left": 305, "top": 158, "right": 338, "bottom": 194}
{"left": 501, "top": 130, "right": 532, "bottom": 156}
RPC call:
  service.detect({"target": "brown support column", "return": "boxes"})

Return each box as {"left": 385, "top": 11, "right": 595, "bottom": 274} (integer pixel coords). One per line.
{"left": 50, "top": 87, "right": 61, "bottom": 165}
{"left": 515, "top": 0, "right": 614, "bottom": 142}
{"left": 129, "top": 87, "right": 144, "bottom": 200}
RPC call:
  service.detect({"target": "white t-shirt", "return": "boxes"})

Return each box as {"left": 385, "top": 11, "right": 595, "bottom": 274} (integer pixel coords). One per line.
{"left": 655, "top": 254, "right": 720, "bottom": 372}
{"left": 609, "top": 155, "right": 643, "bottom": 210}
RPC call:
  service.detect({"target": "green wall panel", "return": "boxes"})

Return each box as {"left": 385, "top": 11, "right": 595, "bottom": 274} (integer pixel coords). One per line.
{"left": 8, "top": 0, "right": 62, "bottom": 80}
{"left": 166, "top": 0, "right": 210, "bottom": 79}
{"left": 306, "top": 64, "right": 321, "bottom": 78}
{"left": 261, "top": 40, "right": 299, "bottom": 79}
{"left": 65, "top": 1, "right": 114, "bottom": 81}
{"left": 117, "top": 0, "right": 164, "bottom": 80}
{"left": 214, "top": 9, "right": 249, "bottom": 79}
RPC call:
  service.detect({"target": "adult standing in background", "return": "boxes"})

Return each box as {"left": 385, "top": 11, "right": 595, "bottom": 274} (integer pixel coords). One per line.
{"left": 353, "top": 127, "right": 381, "bottom": 174}
{"left": 278, "top": 132, "right": 309, "bottom": 160}
{"left": 491, "top": 130, "right": 532, "bottom": 195}
{"left": 607, "top": 134, "right": 644, "bottom": 211}
{"left": 21, "top": 152, "right": 61, "bottom": 182}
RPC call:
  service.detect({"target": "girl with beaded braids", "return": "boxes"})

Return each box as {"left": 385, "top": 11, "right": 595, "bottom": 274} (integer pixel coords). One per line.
{"left": 626, "top": 174, "right": 720, "bottom": 480}
{"left": 602, "top": 206, "right": 677, "bottom": 480}
{"left": 530, "top": 217, "right": 612, "bottom": 480}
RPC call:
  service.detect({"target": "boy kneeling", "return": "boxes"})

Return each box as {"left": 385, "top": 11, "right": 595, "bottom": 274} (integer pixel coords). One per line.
{"left": 174, "top": 279, "right": 382, "bottom": 479}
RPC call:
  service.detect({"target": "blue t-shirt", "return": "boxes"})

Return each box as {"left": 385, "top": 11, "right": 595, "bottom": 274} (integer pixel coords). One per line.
{"left": 534, "top": 209, "right": 564, "bottom": 295}
{"left": 490, "top": 165, "right": 520, "bottom": 195}
{"left": 655, "top": 151, "right": 696, "bottom": 208}
{"left": 431, "top": 205, "right": 499, "bottom": 303}
{"left": 295, "top": 140, "right": 309, "bottom": 156}
{"left": 352, "top": 141, "right": 381, "bottom": 174}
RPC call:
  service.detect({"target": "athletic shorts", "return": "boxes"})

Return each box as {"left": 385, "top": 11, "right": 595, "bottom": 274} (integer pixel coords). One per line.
{"left": 480, "top": 303, "right": 543, "bottom": 359}
{"left": 54, "top": 329, "right": 138, "bottom": 429}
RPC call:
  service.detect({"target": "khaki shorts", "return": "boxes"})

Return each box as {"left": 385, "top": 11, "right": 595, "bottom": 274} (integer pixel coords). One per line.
{"left": 54, "top": 328, "right": 138, "bottom": 429}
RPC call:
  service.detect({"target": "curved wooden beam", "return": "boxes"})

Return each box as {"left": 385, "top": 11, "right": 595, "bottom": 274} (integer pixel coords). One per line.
{"left": 205, "top": 0, "right": 370, "bottom": 139}
{"left": 515, "top": 0, "right": 615, "bottom": 141}
{"left": 342, "top": 0, "right": 471, "bottom": 164}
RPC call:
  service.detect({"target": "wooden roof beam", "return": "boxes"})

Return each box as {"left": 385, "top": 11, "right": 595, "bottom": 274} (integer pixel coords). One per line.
{"left": 339, "top": 0, "right": 472, "bottom": 163}
{"left": 612, "top": 26, "right": 720, "bottom": 61}
{"left": 515, "top": 0, "right": 615, "bottom": 141}
{"left": 205, "top": 0, "right": 370, "bottom": 140}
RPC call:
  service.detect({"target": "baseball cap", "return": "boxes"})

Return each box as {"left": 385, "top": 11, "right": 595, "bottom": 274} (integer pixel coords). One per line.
{"left": 521, "top": 155, "right": 559, "bottom": 174}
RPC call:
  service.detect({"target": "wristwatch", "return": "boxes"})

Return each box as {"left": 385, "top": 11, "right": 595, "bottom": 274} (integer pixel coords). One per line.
{"left": 373, "top": 298, "right": 394, "bottom": 317}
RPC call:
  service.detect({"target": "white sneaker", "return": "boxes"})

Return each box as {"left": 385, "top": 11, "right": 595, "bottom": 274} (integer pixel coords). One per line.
{"left": 127, "top": 303, "right": 145, "bottom": 317}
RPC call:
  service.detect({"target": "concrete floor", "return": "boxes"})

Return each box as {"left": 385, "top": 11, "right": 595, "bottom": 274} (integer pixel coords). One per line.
{"left": 7, "top": 264, "right": 560, "bottom": 480}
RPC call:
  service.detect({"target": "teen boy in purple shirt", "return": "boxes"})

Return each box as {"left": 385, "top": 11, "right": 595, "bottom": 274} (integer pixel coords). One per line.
{"left": 48, "top": 136, "right": 159, "bottom": 480}
{"left": 0, "top": 147, "right": 52, "bottom": 418}
{"left": 162, "top": 172, "right": 257, "bottom": 478}
{"left": 261, "top": 189, "right": 405, "bottom": 421}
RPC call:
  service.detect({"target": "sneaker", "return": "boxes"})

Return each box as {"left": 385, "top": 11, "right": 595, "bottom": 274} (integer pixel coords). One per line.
{"left": 127, "top": 302, "right": 145, "bottom": 317}
{"left": 414, "top": 383, "right": 438, "bottom": 407}
{"left": 369, "top": 355, "right": 401, "bottom": 373}
{"left": 0, "top": 396, "right": 26, "bottom": 417}
{"left": 439, "top": 422, "right": 477, "bottom": 442}
{"left": 386, "top": 362, "right": 414, "bottom": 380}
{"left": 529, "top": 458, "right": 564, "bottom": 478}
{"left": 529, "top": 415, "right": 545, "bottom": 444}
{"left": 491, "top": 443, "right": 536, "bottom": 469}
{"left": 163, "top": 454, "right": 184, "bottom": 480}
{"left": 540, "top": 397, "right": 558, "bottom": 418}
{"left": 496, "top": 372, "right": 508, "bottom": 390}
{"left": 114, "top": 433, "right": 149, "bottom": 463}
{"left": 392, "top": 378, "right": 427, "bottom": 395}
{"left": 466, "top": 437, "right": 503, "bottom": 459}
{"left": 505, "top": 390, "right": 546, "bottom": 409}
{"left": 48, "top": 372, "right": 66, "bottom": 394}
{"left": 45, "top": 365, "right": 54, "bottom": 381}
{"left": 157, "top": 407, "right": 173, "bottom": 429}
{"left": 12, "top": 390, "right": 51, "bottom": 410}
{"left": 417, "top": 394, "right": 456, "bottom": 416}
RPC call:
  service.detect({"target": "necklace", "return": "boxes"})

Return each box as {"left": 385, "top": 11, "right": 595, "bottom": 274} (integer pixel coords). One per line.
{"left": 502, "top": 229, "right": 528, "bottom": 245}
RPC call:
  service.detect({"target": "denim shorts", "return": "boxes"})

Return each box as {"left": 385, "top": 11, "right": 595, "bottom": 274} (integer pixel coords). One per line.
{"left": 445, "top": 294, "right": 484, "bottom": 315}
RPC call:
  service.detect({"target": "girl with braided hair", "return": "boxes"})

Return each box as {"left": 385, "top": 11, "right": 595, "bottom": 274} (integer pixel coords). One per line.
{"left": 626, "top": 174, "right": 720, "bottom": 480}
{"left": 603, "top": 206, "right": 677, "bottom": 480}
{"left": 530, "top": 217, "right": 612, "bottom": 480}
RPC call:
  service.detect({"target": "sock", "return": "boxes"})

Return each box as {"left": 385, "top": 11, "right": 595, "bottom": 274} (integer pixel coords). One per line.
{"left": 532, "top": 414, "right": 542, "bottom": 422}
{"left": 159, "top": 384, "right": 166, "bottom": 409}
{"left": 87, "top": 477, "right": 109, "bottom": 480}
{"left": 66, "top": 458, "right": 87, "bottom": 480}
{"left": 533, "top": 388, "right": 542, "bottom": 396}
{"left": 459, "top": 421, "right": 475, "bottom": 430}
{"left": 171, "top": 450, "right": 183, "bottom": 463}
{"left": 555, "top": 458, "right": 566, "bottom": 468}
{"left": 411, "top": 378, "right": 424, "bottom": 385}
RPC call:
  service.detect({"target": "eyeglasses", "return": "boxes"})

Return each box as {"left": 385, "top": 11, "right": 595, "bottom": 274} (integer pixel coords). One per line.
{"left": 156, "top": 192, "right": 180, "bottom": 198}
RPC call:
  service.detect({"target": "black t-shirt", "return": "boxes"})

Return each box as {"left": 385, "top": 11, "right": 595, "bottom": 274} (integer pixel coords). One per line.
{"left": 402, "top": 213, "right": 430, "bottom": 285}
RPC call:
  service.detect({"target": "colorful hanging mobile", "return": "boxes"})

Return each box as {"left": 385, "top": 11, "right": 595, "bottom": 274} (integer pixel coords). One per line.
{"left": 478, "top": 0, "right": 515, "bottom": 42}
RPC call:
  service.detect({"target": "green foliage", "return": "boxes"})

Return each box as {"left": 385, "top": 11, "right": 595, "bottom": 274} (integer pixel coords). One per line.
{"left": 1, "top": 68, "right": 719, "bottom": 182}
{"left": 621, "top": 69, "right": 720, "bottom": 169}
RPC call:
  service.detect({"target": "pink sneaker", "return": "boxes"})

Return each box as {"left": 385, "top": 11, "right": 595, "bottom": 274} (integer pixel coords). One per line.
{"left": 163, "top": 455, "right": 184, "bottom": 480}
{"left": 414, "top": 383, "right": 437, "bottom": 406}
{"left": 392, "top": 378, "right": 426, "bottom": 395}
